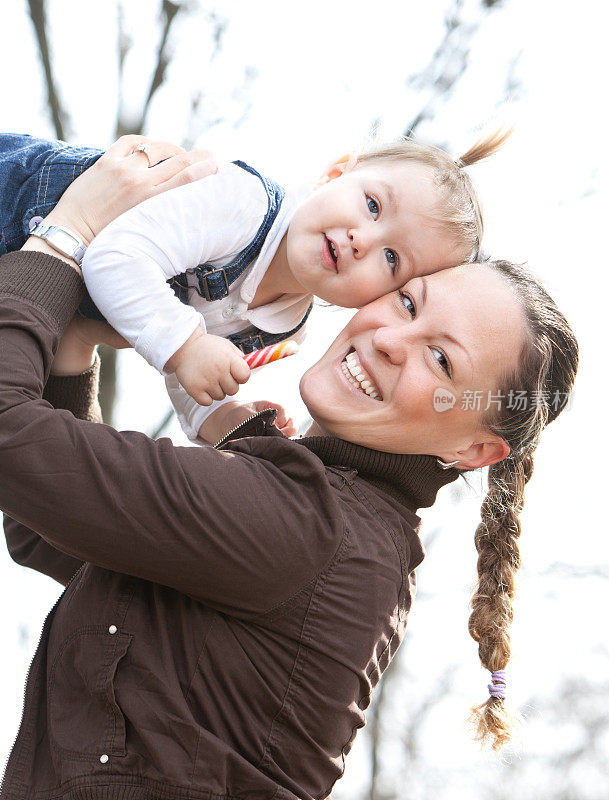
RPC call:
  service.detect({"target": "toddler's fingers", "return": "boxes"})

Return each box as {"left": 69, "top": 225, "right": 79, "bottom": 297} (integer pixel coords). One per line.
{"left": 230, "top": 358, "right": 251, "bottom": 384}
{"left": 278, "top": 418, "right": 297, "bottom": 438}
{"left": 206, "top": 384, "right": 228, "bottom": 402}
{"left": 219, "top": 374, "right": 240, "bottom": 397}
{"left": 269, "top": 403, "right": 289, "bottom": 429}
{"left": 194, "top": 391, "right": 213, "bottom": 407}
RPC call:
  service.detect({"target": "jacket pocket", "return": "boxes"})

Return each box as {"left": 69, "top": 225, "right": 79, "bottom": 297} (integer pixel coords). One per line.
{"left": 48, "top": 626, "right": 133, "bottom": 758}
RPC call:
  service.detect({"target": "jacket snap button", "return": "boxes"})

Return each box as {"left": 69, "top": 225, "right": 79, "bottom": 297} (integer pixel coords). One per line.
{"left": 222, "top": 305, "right": 234, "bottom": 319}
{"left": 100, "top": 754, "right": 109, "bottom": 764}
{"left": 108, "top": 625, "right": 117, "bottom": 634}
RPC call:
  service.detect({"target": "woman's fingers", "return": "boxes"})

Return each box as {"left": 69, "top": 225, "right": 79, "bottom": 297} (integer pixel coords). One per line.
{"left": 150, "top": 150, "right": 218, "bottom": 190}
{"left": 103, "top": 135, "right": 183, "bottom": 161}
{"left": 104, "top": 135, "right": 150, "bottom": 158}
{"left": 46, "top": 136, "right": 218, "bottom": 240}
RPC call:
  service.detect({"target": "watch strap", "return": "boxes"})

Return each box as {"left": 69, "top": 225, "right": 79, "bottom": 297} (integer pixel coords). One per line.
{"left": 28, "top": 217, "right": 87, "bottom": 266}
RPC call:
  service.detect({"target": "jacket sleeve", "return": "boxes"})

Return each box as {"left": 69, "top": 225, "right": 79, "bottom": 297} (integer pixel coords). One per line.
{"left": 0, "top": 252, "right": 343, "bottom": 617}
{"left": 2, "top": 356, "right": 102, "bottom": 585}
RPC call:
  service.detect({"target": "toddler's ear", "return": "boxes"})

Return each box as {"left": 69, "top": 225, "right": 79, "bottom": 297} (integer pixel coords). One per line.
{"left": 318, "top": 153, "right": 358, "bottom": 184}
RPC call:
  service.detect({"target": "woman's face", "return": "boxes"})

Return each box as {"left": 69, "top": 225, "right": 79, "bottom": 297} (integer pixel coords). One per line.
{"left": 300, "top": 264, "right": 527, "bottom": 466}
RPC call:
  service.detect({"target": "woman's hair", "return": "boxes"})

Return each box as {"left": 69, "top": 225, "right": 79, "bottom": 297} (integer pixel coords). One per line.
{"left": 356, "top": 129, "right": 511, "bottom": 264}
{"left": 467, "top": 260, "right": 579, "bottom": 749}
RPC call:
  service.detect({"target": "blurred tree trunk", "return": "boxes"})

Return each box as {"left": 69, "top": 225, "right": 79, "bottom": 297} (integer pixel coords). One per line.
{"left": 27, "top": 0, "right": 237, "bottom": 431}
{"left": 28, "top": 0, "right": 185, "bottom": 427}
{"left": 27, "top": 0, "right": 71, "bottom": 140}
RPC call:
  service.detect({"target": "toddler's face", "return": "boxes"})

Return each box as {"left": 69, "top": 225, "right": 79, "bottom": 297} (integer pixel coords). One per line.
{"left": 285, "top": 160, "right": 464, "bottom": 307}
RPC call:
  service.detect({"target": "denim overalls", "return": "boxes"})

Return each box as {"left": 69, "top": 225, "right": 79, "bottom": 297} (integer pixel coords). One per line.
{"left": 0, "top": 134, "right": 311, "bottom": 352}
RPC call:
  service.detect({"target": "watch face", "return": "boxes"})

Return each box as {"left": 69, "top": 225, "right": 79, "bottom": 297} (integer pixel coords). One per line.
{"left": 50, "top": 228, "right": 78, "bottom": 252}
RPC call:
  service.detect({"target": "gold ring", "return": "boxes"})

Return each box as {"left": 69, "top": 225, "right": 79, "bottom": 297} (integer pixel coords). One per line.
{"left": 132, "top": 143, "right": 152, "bottom": 167}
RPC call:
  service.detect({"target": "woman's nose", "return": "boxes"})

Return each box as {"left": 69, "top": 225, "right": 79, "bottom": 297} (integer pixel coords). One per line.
{"left": 373, "top": 326, "right": 408, "bottom": 365}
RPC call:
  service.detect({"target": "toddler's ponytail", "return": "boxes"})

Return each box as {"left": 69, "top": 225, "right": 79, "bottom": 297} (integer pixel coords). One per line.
{"left": 458, "top": 127, "right": 513, "bottom": 168}
{"left": 357, "top": 129, "right": 511, "bottom": 264}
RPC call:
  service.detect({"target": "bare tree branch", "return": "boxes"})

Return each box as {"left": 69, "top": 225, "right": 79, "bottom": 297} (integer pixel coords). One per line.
{"left": 203, "top": 8, "right": 228, "bottom": 61}
{"left": 150, "top": 406, "right": 175, "bottom": 440}
{"left": 27, "top": 0, "right": 71, "bottom": 139}
{"left": 98, "top": 345, "right": 118, "bottom": 427}
{"left": 115, "top": 1, "right": 132, "bottom": 136}
{"left": 530, "top": 562, "right": 609, "bottom": 580}
{"left": 403, "top": 0, "right": 505, "bottom": 138}
{"left": 140, "top": 0, "right": 184, "bottom": 133}
{"left": 115, "top": 0, "right": 185, "bottom": 137}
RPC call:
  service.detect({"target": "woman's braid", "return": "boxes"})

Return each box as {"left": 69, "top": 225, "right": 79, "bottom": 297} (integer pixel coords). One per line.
{"left": 466, "top": 260, "right": 578, "bottom": 749}
{"left": 468, "top": 450, "right": 534, "bottom": 748}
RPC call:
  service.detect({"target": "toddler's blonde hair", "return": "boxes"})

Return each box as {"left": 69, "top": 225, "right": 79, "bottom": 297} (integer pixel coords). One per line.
{"left": 356, "top": 129, "right": 512, "bottom": 263}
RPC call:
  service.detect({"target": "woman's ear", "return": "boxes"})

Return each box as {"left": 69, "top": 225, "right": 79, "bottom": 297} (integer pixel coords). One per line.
{"left": 318, "top": 153, "right": 358, "bottom": 184}
{"left": 443, "top": 435, "right": 510, "bottom": 471}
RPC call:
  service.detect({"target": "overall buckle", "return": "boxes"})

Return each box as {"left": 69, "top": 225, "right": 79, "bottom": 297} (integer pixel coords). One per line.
{"left": 199, "top": 267, "right": 230, "bottom": 301}
{"left": 238, "top": 334, "right": 266, "bottom": 353}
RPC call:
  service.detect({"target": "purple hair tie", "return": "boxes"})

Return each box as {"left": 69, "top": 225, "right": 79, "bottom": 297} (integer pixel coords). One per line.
{"left": 488, "top": 669, "right": 507, "bottom": 700}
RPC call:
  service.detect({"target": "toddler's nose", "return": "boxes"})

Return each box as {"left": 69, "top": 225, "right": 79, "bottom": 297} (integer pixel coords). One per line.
{"left": 348, "top": 226, "right": 374, "bottom": 258}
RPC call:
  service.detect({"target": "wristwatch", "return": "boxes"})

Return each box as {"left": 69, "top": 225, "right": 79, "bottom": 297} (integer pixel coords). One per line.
{"left": 28, "top": 217, "right": 87, "bottom": 266}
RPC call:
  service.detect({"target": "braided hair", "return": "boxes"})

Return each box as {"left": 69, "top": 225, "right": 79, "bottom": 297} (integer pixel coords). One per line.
{"left": 468, "top": 260, "right": 579, "bottom": 749}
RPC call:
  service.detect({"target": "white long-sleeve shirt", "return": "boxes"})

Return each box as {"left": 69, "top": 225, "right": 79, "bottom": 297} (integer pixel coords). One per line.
{"left": 82, "top": 161, "right": 313, "bottom": 439}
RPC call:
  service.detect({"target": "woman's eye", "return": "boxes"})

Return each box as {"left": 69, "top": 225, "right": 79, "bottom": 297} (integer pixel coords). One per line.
{"left": 385, "top": 249, "right": 399, "bottom": 272}
{"left": 367, "top": 196, "right": 379, "bottom": 219}
{"left": 398, "top": 290, "right": 416, "bottom": 318}
{"left": 431, "top": 347, "right": 452, "bottom": 378}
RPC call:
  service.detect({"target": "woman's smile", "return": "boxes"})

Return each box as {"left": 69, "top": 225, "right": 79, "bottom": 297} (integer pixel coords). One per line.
{"left": 339, "top": 348, "right": 382, "bottom": 400}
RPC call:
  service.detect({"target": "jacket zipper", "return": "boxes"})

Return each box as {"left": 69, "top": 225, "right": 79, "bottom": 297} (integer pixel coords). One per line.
{"left": 213, "top": 408, "right": 277, "bottom": 449}
{"left": 0, "top": 562, "right": 86, "bottom": 797}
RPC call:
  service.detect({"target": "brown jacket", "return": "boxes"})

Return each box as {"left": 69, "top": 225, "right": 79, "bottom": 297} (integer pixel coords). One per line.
{"left": 0, "top": 251, "right": 457, "bottom": 800}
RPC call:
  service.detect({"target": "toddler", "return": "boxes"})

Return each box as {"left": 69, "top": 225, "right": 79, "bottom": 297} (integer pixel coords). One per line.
{"left": 0, "top": 132, "right": 503, "bottom": 442}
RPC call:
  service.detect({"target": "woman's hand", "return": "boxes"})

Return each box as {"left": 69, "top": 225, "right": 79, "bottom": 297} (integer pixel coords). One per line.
{"left": 198, "top": 400, "right": 297, "bottom": 445}
{"left": 51, "top": 317, "right": 130, "bottom": 376}
{"left": 42, "top": 135, "right": 218, "bottom": 245}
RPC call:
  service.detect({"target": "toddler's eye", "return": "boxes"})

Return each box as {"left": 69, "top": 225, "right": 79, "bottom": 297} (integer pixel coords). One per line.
{"left": 385, "top": 249, "right": 399, "bottom": 272}
{"left": 367, "top": 196, "right": 380, "bottom": 219}
{"left": 398, "top": 290, "right": 415, "bottom": 318}
{"left": 431, "top": 347, "right": 452, "bottom": 378}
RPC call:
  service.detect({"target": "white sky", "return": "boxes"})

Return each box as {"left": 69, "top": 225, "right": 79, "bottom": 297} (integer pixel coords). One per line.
{"left": 0, "top": 0, "right": 607, "bottom": 795}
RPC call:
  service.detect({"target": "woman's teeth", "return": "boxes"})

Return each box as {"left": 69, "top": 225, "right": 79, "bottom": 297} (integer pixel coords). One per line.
{"left": 327, "top": 239, "right": 338, "bottom": 263}
{"left": 341, "top": 352, "right": 381, "bottom": 400}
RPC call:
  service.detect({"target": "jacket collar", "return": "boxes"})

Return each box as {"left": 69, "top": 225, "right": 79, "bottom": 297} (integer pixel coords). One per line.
{"left": 218, "top": 409, "right": 459, "bottom": 513}
{"left": 296, "top": 436, "right": 458, "bottom": 511}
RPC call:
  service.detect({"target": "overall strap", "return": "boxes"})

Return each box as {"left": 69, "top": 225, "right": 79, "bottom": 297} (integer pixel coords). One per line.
{"left": 168, "top": 160, "right": 285, "bottom": 303}
{"left": 227, "top": 301, "right": 313, "bottom": 354}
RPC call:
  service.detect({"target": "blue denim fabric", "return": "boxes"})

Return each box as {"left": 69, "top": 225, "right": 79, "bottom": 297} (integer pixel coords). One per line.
{"left": 0, "top": 134, "right": 104, "bottom": 319}
{"left": 169, "top": 160, "right": 311, "bottom": 353}
{"left": 0, "top": 136, "right": 311, "bottom": 348}
{"left": 0, "top": 134, "right": 102, "bottom": 256}
{"left": 169, "top": 161, "right": 286, "bottom": 305}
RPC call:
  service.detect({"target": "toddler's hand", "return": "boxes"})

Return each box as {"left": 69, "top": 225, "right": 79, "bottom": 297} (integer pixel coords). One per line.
{"left": 198, "top": 400, "right": 297, "bottom": 445}
{"left": 168, "top": 329, "right": 251, "bottom": 407}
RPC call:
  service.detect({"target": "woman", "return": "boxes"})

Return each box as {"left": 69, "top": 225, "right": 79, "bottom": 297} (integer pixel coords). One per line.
{"left": 0, "top": 140, "right": 577, "bottom": 800}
